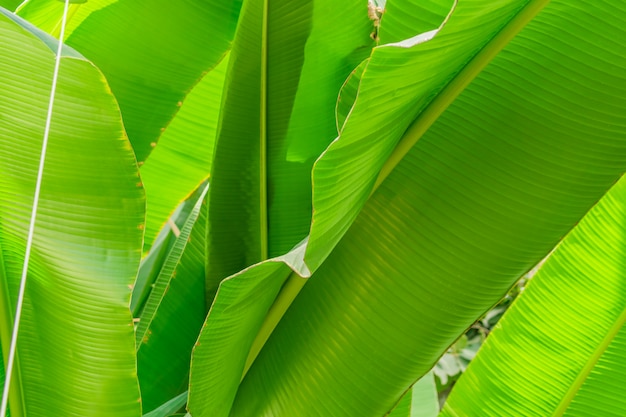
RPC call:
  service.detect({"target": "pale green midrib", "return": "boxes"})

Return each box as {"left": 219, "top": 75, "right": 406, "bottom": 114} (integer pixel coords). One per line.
{"left": 552, "top": 307, "right": 626, "bottom": 416}
{"left": 241, "top": 0, "right": 550, "bottom": 382}
{"left": 242, "top": 274, "right": 304, "bottom": 377}
{"left": 259, "top": 0, "right": 269, "bottom": 261}
{"left": 241, "top": 0, "right": 270, "bottom": 378}
{"left": 50, "top": 4, "right": 81, "bottom": 39}
{"left": 0, "top": 237, "right": 25, "bottom": 417}
{"left": 373, "top": 0, "right": 550, "bottom": 191}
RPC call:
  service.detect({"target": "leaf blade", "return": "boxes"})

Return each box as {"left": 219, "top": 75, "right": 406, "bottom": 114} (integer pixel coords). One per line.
{"left": 0, "top": 10, "right": 144, "bottom": 416}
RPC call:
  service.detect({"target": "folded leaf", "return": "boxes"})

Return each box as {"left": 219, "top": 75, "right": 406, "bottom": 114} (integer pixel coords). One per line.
{"left": 136, "top": 185, "right": 208, "bottom": 412}
{"left": 204, "top": 0, "right": 372, "bottom": 283}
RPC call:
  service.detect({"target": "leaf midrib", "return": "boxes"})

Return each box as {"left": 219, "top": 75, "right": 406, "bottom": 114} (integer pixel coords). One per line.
{"left": 552, "top": 307, "right": 626, "bottom": 416}
{"left": 259, "top": 0, "right": 269, "bottom": 261}
{"left": 373, "top": 0, "right": 550, "bottom": 191}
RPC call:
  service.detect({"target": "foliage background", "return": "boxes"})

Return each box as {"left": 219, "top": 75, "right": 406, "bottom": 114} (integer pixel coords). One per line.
{"left": 0, "top": 0, "right": 624, "bottom": 416}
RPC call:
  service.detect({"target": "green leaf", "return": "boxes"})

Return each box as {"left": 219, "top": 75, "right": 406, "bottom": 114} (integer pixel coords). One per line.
{"left": 142, "top": 392, "right": 187, "bottom": 417}
{"left": 1, "top": 6, "right": 82, "bottom": 58}
{"left": 304, "top": 0, "right": 545, "bottom": 271}
{"left": 411, "top": 373, "right": 440, "bottom": 417}
{"left": 190, "top": 0, "right": 538, "bottom": 414}
{"left": 16, "top": 0, "right": 115, "bottom": 38}
{"left": 565, "top": 327, "right": 626, "bottom": 416}
{"left": 187, "top": 262, "right": 294, "bottom": 417}
{"left": 0, "top": 346, "right": 7, "bottom": 417}
{"left": 139, "top": 54, "right": 229, "bottom": 250}
{"left": 136, "top": 184, "right": 208, "bottom": 412}
{"left": 131, "top": 182, "right": 208, "bottom": 316}
{"left": 203, "top": 0, "right": 271, "bottom": 284}
{"left": 130, "top": 223, "right": 173, "bottom": 317}
{"left": 190, "top": 0, "right": 551, "bottom": 414}
{"left": 0, "top": 9, "right": 143, "bottom": 416}
{"left": 440, "top": 174, "right": 626, "bottom": 416}
{"left": 335, "top": 58, "right": 367, "bottom": 132}
{"left": 263, "top": 0, "right": 372, "bottom": 258}
{"left": 135, "top": 184, "right": 207, "bottom": 347}
{"left": 183, "top": 0, "right": 626, "bottom": 415}
{"left": 189, "top": 0, "right": 373, "bottom": 413}
{"left": 389, "top": 388, "right": 413, "bottom": 417}
{"left": 0, "top": 0, "right": 22, "bottom": 11}
{"left": 378, "top": 0, "right": 454, "bottom": 45}
{"left": 65, "top": 0, "right": 241, "bottom": 163}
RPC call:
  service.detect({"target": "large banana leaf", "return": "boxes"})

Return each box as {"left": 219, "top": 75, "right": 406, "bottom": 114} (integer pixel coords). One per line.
{"left": 187, "top": 4, "right": 378, "bottom": 409}
{"left": 188, "top": 0, "right": 626, "bottom": 416}
{"left": 189, "top": 0, "right": 375, "bottom": 413}
{"left": 440, "top": 174, "right": 626, "bottom": 416}
{"left": 130, "top": 193, "right": 205, "bottom": 318}
{"left": 17, "top": 0, "right": 242, "bottom": 164}
{"left": 0, "top": 9, "right": 144, "bottom": 416}
{"left": 5, "top": 0, "right": 624, "bottom": 415}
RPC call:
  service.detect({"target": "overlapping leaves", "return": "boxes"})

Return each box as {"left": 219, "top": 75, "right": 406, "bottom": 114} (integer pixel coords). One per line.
{"left": 1, "top": 1, "right": 625, "bottom": 416}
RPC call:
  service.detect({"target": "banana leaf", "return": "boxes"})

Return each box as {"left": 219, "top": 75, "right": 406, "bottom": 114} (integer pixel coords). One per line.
{"left": 135, "top": 184, "right": 208, "bottom": 412}
{"left": 0, "top": 9, "right": 144, "bottom": 416}
{"left": 17, "top": 0, "right": 242, "bottom": 164}
{"left": 139, "top": 56, "right": 229, "bottom": 249}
